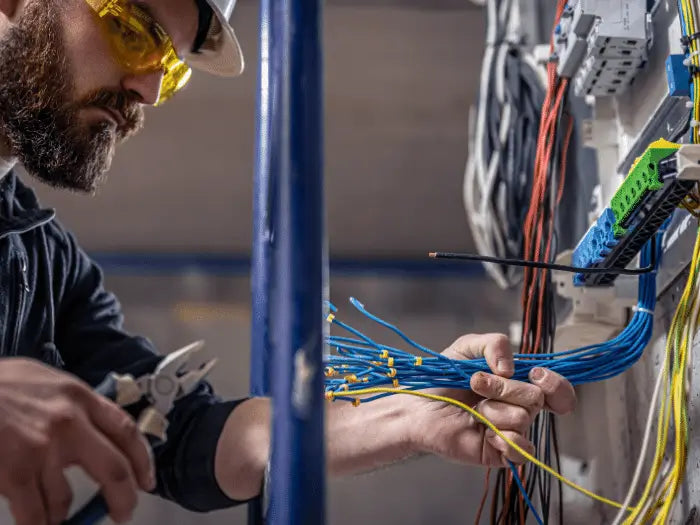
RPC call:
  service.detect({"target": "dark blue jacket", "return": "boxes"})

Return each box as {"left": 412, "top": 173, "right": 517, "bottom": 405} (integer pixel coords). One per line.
{"left": 0, "top": 171, "right": 245, "bottom": 512}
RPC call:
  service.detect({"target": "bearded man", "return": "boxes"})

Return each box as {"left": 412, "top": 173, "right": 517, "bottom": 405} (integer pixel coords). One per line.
{"left": 0, "top": 1, "right": 577, "bottom": 524}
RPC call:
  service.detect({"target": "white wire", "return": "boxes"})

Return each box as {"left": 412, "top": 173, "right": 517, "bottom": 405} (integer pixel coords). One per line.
{"left": 610, "top": 360, "right": 666, "bottom": 525}
{"left": 464, "top": 0, "right": 511, "bottom": 288}
{"left": 463, "top": 0, "right": 524, "bottom": 289}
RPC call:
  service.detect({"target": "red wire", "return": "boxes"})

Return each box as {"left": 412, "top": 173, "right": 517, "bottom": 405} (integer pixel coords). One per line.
{"left": 486, "top": 2, "right": 569, "bottom": 522}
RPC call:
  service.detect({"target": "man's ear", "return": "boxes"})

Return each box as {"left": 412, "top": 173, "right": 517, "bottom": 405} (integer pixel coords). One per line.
{"left": 0, "top": 0, "right": 25, "bottom": 22}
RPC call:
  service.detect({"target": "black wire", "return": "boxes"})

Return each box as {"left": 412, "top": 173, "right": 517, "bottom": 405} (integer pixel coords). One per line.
{"left": 429, "top": 251, "right": 655, "bottom": 275}
{"left": 552, "top": 417, "right": 563, "bottom": 524}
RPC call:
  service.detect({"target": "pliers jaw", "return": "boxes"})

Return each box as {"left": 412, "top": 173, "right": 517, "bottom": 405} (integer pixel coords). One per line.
{"left": 96, "top": 340, "right": 217, "bottom": 441}
{"left": 135, "top": 340, "right": 218, "bottom": 415}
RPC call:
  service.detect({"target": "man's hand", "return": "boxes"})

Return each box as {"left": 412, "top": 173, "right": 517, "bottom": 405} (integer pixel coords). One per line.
{"left": 407, "top": 333, "right": 576, "bottom": 466}
{"left": 0, "top": 358, "right": 155, "bottom": 525}
{"left": 214, "top": 333, "right": 577, "bottom": 501}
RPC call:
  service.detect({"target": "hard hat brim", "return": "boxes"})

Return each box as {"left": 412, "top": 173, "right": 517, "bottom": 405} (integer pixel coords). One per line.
{"left": 187, "top": 1, "right": 245, "bottom": 77}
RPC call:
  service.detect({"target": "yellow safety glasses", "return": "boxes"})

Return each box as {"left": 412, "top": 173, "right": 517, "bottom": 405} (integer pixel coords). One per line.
{"left": 85, "top": 0, "right": 192, "bottom": 106}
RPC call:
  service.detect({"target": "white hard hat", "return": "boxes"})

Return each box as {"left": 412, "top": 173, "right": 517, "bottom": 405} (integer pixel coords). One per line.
{"left": 187, "top": 0, "right": 245, "bottom": 77}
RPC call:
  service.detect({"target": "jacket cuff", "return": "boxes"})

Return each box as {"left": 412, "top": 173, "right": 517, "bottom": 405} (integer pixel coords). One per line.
{"left": 157, "top": 397, "right": 258, "bottom": 512}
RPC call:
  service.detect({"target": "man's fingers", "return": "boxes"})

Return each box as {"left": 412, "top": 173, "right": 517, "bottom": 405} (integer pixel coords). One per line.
{"left": 445, "top": 333, "right": 513, "bottom": 377}
{"left": 475, "top": 400, "right": 531, "bottom": 434}
{"left": 485, "top": 430, "right": 535, "bottom": 465}
{"left": 81, "top": 393, "right": 155, "bottom": 492}
{"left": 528, "top": 367, "right": 576, "bottom": 415}
{"left": 40, "top": 464, "right": 73, "bottom": 525}
{"left": 470, "top": 373, "right": 544, "bottom": 413}
{"left": 6, "top": 478, "right": 48, "bottom": 525}
{"left": 65, "top": 419, "right": 138, "bottom": 524}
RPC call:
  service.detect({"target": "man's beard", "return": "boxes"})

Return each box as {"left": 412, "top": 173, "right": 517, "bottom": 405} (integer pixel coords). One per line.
{"left": 0, "top": 2, "right": 144, "bottom": 193}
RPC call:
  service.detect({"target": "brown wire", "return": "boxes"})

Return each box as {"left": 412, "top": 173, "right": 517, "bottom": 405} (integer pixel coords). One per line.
{"left": 475, "top": 468, "right": 492, "bottom": 525}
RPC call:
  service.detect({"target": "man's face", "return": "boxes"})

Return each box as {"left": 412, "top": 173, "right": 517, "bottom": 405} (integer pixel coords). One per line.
{"left": 0, "top": 0, "right": 197, "bottom": 193}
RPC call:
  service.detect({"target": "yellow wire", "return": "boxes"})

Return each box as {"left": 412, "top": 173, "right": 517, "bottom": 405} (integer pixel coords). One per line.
{"left": 626, "top": 222, "right": 700, "bottom": 524}
{"left": 328, "top": 387, "right": 632, "bottom": 511}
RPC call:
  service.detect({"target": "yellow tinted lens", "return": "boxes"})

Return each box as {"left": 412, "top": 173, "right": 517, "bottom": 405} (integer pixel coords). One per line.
{"left": 157, "top": 64, "right": 191, "bottom": 106}
{"left": 100, "top": 14, "right": 163, "bottom": 71}
{"left": 91, "top": 1, "right": 190, "bottom": 106}
{"left": 154, "top": 49, "right": 191, "bottom": 105}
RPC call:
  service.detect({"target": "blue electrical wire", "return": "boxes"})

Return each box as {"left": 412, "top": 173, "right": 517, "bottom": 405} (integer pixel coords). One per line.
{"left": 324, "top": 229, "right": 664, "bottom": 398}
{"left": 508, "top": 460, "right": 544, "bottom": 525}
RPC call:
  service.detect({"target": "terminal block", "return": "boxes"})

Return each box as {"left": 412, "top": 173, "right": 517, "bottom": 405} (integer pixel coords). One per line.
{"left": 573, "top": 141, "right": 700, "bottom": 287}
{"left": 554, "top": 0, "right": 652, "bottom": 97}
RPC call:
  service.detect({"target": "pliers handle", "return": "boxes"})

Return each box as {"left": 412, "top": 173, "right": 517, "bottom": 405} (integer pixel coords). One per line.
{"left": 62, "top": 341, "right": 216, "bottom": 525}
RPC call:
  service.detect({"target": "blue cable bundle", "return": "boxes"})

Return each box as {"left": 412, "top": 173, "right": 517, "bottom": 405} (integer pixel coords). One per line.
{"left": 324, "top": 232, "right": 662, "bottom": 401}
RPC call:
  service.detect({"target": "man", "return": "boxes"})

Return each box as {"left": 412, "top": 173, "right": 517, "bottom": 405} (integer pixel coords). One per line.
{"left": 0, "top": 0, "right": 577, "bottom": 523}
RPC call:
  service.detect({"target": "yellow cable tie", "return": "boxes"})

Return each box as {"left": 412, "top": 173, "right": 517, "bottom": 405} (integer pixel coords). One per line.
{"left": 325, "top": 391, "right": 334, "bottom": 400}
{"left": 340, "top": 384, "right": 349, "bottom": 391}
{"left": 392, "top": 379, "right": 399, "bottom": 388}
{"left": 324, "top": 366, "right": 336, "bottom": 377}
{"left": 387, "top": 357, "right": 394, "bottom": 367}
{"left": 363, "top": 377, "right": 369, "bottom": 382}
{"left": 352, "top": 399, "right": 361, "bottom": 407}
{"left": 371, "top": 360, "right": 382, "bottom": 366}
{"left": 415, "top": 357, "right": 423, "bottom": 366}
{"left": 344, "top": 374, "right": 358, "bottom": 383}
{"left": 387, "top": 368, "right": 397, "bottom": 378}
{"left": 326, "top": 313, "right": 336, "bottom": 322}
{"left": 380, "top": 350, "right": 389, "bottom": 359}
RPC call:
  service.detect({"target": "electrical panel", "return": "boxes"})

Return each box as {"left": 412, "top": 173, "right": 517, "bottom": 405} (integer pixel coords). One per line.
{"left": 554, "top": 0, "right": 652, "bottom": 96}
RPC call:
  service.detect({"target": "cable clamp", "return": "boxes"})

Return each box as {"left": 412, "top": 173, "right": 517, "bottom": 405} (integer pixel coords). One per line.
{"left": 681, "top": 32, "right": 700, "bottom": 47}
{"left": 632, "top": 306, "right": 654, "bottom": 316}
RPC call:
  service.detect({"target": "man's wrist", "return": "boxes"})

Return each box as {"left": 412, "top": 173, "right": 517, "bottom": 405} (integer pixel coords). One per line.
{"left": 326, "top": 393, "right": 418, "bottom": 476}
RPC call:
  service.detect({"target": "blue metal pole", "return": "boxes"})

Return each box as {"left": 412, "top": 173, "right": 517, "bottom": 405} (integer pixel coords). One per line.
{"left": 250, "top": 0, "right": 276, "bottom": 399}
{"left": 249, "top": 1, "right": 277, "bottom": 522}
{"left": 268, "top": 0, "right": 325, "bottom": 523}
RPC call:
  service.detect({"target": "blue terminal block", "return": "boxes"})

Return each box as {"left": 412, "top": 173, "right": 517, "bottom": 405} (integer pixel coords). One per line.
{"left": 572, "top": 208, "right": 619, "bottom": 286}
{"left": 666, "top": 54, "right": 691, "bottom": 97}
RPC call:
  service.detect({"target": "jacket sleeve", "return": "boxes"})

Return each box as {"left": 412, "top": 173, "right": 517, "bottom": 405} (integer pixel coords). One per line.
{"left": 53, "top": 228, "right": 249, "bottom": 512}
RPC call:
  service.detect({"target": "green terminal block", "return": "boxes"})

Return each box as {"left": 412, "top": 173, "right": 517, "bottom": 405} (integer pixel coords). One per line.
{"left": 610, "top": 138, "right": 680, "bottom": 237}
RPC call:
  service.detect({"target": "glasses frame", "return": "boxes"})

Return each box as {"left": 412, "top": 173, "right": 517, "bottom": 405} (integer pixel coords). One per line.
{"left": 85, "top": 0, "right": 192, "bottom": 105}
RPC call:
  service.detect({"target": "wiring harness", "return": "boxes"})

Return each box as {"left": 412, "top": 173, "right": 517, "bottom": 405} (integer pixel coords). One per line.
{"left": 323, "top": 233, "right": 660, "bottom": 523}
{"left": 324, "top": 237, "right": 659, "bottom": 399}
{"left": 464, "top": 0, "right": 545, "bottom": 289}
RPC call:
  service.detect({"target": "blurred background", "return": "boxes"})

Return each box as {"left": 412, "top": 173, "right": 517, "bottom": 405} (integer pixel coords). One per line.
{"left": 9, "top": 1, "right": 528, "bottom": 523}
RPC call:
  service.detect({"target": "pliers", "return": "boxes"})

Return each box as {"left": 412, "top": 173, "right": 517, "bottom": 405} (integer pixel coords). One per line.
{"left": 62, "top": 341, "right": 217, "bottom": 525}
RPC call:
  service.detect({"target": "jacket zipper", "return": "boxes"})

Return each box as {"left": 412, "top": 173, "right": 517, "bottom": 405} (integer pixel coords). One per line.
{"left": 10, "top": 253, "right": 29, "bottom": 356}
